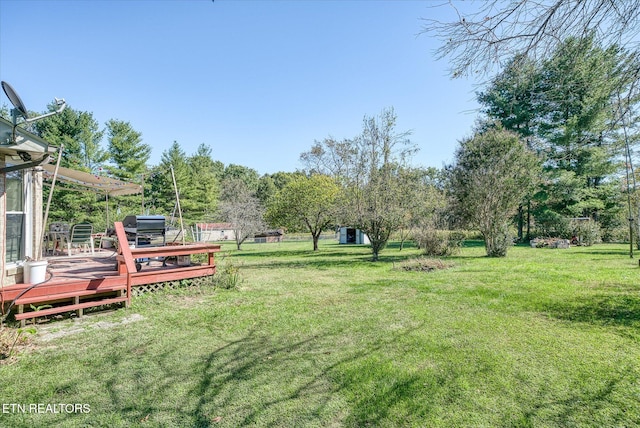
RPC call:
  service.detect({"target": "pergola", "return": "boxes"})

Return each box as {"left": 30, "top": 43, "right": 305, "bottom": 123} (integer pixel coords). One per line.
{"left": 41, "top": 164, "right": 141, "bottom": 196}
{"left": 41, "top": 163, "right": 142, "bottom": 227}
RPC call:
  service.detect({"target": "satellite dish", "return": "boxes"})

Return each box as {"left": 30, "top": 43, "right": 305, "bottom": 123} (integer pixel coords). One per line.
{"left": 1, "top": 81, "right": 29, "bottom": 120}
{"left": 1, "top": 80, "right": 66, "bottom": 144}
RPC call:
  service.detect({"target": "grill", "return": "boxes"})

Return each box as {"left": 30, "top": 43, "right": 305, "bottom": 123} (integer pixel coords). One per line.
{"left": 122, "top": 215, "right": 166, "bottom": 247}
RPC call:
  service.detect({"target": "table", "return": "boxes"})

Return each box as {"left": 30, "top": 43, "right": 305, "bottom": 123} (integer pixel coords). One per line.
{"left": 46, "top": 231, "right": 69, "bottom": 255}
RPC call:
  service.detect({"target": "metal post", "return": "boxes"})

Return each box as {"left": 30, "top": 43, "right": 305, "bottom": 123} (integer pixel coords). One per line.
{"left": 38, "top": 144, "right": 63, "bottom": 260}
{"left": 170, "top": 165, "right": 186, "bottom": 245}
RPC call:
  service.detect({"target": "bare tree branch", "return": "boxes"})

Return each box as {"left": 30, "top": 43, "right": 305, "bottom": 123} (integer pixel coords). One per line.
{"left": 422, "top": 0, "right": 640, "bottom": 77}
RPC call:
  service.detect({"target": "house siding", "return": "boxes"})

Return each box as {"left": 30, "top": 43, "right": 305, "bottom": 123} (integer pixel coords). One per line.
{"left": 32, "top": 168, "right": 44, "bottom": 261}
{"left": 0, "top": 155, "right": 6, "bottom": 286}
{"left": 0, "top": 160, "right": 45, "bottom": 286}
{"left": 195, "top": 223, "right": 236, "bottom": 242}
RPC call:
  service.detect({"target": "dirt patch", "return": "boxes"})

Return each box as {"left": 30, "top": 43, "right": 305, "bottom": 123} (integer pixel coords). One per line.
{"left": 161, "top": 293, "right": 209, "bottom": 309}
{"left": 37, "top": 313, "right": 145, "bottom": 342}
{"left": 394, "top": 257, "right": 455, "bottom": 272}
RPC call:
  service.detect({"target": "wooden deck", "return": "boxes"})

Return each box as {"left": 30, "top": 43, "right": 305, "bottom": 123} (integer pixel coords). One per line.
{"left": 1, "top": 221, "right": 221, "bottom": 325}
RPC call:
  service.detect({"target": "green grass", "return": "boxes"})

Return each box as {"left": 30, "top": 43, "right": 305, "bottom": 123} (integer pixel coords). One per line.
{"left": 1, "top": 240, "right": 640, "bottom": 427}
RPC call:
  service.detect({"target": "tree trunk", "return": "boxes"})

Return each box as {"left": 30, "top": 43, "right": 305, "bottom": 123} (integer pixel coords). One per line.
{"left": 517, "top": 204, "right": 524, "bottom": 242}
{"left": 526, "top": 199, "right": 531, "bottom": 242}
{"left": 312, "top": 233, "right": 320, "bottom": 251}
{"left": 370, "top": 236, "right": 388, "bottom": 261}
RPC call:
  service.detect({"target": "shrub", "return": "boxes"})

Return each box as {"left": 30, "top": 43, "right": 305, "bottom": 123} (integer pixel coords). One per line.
{"left": 448, "top": 126, "right": 540, "bottom": 258}
{"left": 534, "top": 210, "right": 572, "bottom": 238}
{"left": 0, "top": 326, "right": 35, "bottom": 362}
{"left": 213, "top": 257, "right": 242, "bottom": 290}
{"left": 571, "top": 219, "right": 601, "bottom": 246}
{"left": 602, "top": 224, "right": 628, "bottom": 243}
{"left": 483, "top": 229, "right": 512, "bottom": 257}
{"left": 413, "top": 228, "right": 464, "bottom": 257}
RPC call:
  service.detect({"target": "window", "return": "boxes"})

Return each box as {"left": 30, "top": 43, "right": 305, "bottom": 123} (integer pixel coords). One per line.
{"left": 5, "top": 170, "right": 25, "bottom": 263}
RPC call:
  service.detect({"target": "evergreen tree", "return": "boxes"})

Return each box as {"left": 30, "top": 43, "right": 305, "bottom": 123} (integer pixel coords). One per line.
{"left": 477, "top": 36, "right": 640, "bottom": 239}
{"left": 33, "top": 106, "right": 107, "bottom": 228}
{"left": 257, "top": 171, "right": 305, "bottom": 205}
{"left": 149, "top": 141, "right": 192, "bottom": 222}
{"left": 187, "top": 143, "right": 219, "bottom": 220}
{"left": 35, "top": 105, "right": 107, "bottom": 171}
{"left": 106, "top": 119, "right": 151, "bottom": 181}
{"left": 103, "top": 119, "right": 151, "bottom": 218}
{"left": 221, "top": 164, "right": 260, "bottom": 194}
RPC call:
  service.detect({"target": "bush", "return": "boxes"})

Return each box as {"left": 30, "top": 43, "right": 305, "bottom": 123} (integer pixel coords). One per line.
{"left": 534, "top": 210, "right": 572, "bottom": 238}
{"left": 570, "top": 219, "right": 601, "bottom": 246}
{"left": 0, "top": 326, "right": 35, "bottom": 362}
{"left": 213, "top": 257, "right": 242, "bottom": 289}
{"left": 484, "top": 229, "right": 512, "bottom": 257}
{"left": 602, "top": 224, "right": 628, "bottom": 243}
{"left": 413, "top": 228, "right": 464, "bottom": 257}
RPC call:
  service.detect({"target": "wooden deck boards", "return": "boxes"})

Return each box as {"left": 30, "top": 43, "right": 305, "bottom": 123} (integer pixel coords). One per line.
{"left": 1, "top": 224, "right": 221, "bottom": 324}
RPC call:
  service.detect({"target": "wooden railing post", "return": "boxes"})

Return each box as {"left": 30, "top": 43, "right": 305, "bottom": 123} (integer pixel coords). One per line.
{"left": 114, "top": 222, "right": 136, "bottom": 306}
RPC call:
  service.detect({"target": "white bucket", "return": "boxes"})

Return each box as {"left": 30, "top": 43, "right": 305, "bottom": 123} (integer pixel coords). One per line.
{"left": 24, "top": 260, "right": 48, "bottom": 284}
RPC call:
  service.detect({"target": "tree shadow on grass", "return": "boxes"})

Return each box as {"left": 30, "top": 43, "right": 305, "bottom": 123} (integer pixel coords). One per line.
{"left": 238, "top": 253, "right": 372, "bottom": 270}
{"left": 539, "top": 293, "right": 640, "bottom": 335}
{"left": 235, "top": 247, "right": 427, "bottom": 271}
{"left": 569, "top": 249, "right": 635, "bottom": 256}
{"left": 7, "top": 310, "right": 636, "bottom": 427}
{"left": 191, "top": 324, "right": 441, "bottom": 427}
{"left": 190, "top": 331, "right": 335, "bottom": 427}
{"left": 91, "top": 324, "right": 438, "bottom": 427}
{"left": 513, "top": 374, "right": 630, "bottom": 427}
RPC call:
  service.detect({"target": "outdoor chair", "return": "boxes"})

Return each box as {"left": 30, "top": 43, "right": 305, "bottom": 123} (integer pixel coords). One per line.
{"left": 64, "top": 223, "right": 94, "bottom": 256}
{"left": 45, "top": 222, "right": 70, "bottom": 256}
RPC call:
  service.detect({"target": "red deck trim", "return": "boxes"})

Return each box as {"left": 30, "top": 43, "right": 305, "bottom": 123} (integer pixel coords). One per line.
{"left": 1, "top": 224, "right": 222, "bottom": 323}
{"left": 15, "top": 297, "right": 128, "bottom": 321}
{"left": 129, "top": 243, "right": 221, "bottom": 258}
{"left": 1, "top": 262, "right": 218, "bottom": 302}
{"left": 14, "top": 286, "right": 126, "bottom": 306}
{"left": 114, "top": 221, "right": 136, "bottom": 305}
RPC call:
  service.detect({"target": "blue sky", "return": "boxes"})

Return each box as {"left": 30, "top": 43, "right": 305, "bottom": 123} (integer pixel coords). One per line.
{"left": 0, "top": 0, "right": 481, "bottom": 175}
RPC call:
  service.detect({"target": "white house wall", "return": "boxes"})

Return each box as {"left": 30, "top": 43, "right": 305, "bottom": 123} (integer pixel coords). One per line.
{"left": 0, "top": 158, "right": 45, "bottom": 286}
{"left": 0, "top": 155, "right": 6, "bottom": 286}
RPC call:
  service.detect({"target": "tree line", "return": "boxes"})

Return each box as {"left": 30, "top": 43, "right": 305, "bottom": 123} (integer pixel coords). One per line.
{"left": 2, "top": 103, "right": 305, "bottom": 246}
{"left": 4, "top": 10, "right": 639, "bottom": 260}
{"left": 284, "top": 34, "right": 640, "bottom": 259}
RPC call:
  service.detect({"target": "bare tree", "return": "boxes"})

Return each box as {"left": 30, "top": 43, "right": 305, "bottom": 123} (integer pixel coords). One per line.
{"left": 219, "top": 178, "right": 265, "bottom": 250}
{"left": 423, "top": 0, "right": 640, "bottom": 78}
{"left": 300, "top": 137, "right": 357, "bottom": 182}
{"left": 302, "top": 107, "right": 417, "bottom": 261}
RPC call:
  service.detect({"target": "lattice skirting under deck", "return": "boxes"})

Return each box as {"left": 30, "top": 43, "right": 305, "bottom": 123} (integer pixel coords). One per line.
{"left": 131, "top": 275, "right": 214, "bottom": 296}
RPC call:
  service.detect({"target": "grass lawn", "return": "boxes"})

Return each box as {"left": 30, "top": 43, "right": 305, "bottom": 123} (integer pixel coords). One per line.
{"left": 1, "top": 240, "right": 640, "bottom": 427}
